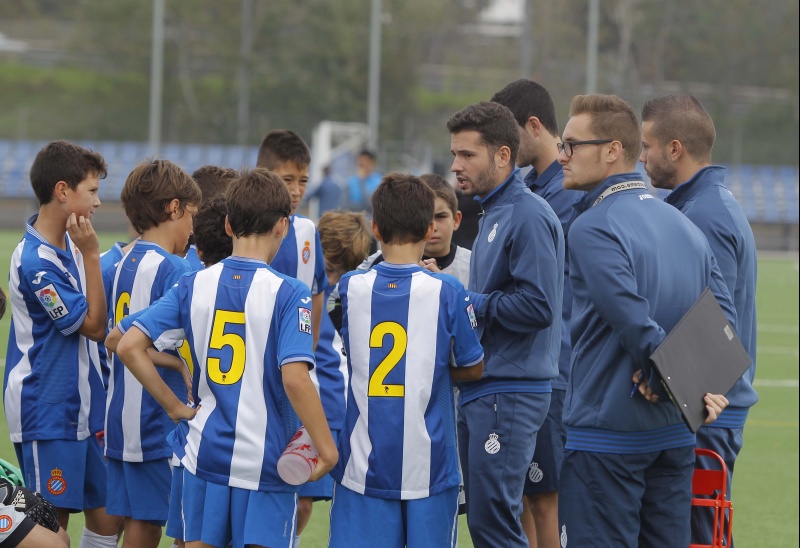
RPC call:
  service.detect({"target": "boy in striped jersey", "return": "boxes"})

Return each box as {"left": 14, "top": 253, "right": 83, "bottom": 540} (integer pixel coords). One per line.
{"left": 329, "top": 174, "right": 484, "bottom": 548}
{"left": 115, "top": 169, "right": 337, "bottom": 548}
{"left": 105, "top": 160, "right": 201, "bottom": 547}
{"left": 3, "top": 140, "right": 120, "bottom": 547}
{"left": 257, "top": 130, "right": 328, "bottom": 349}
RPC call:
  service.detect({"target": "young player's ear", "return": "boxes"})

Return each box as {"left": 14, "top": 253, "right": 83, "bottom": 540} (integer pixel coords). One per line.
{"left": 453, "top": 210, "right": 462, "bottom": 231}
{"left": 275, "top": 217, "right": 289, "bottom": 239}
{"left": 166, "top": 198, "right": 181, "bottom": 219}
{"left": 224, "top": 215, "right": 233, "bottom": 237}
{"left": 371, "top": 220, "right": 383, "bottom": 243}
{"left": 54, "top": 181, "right": 69, "bottom": 203}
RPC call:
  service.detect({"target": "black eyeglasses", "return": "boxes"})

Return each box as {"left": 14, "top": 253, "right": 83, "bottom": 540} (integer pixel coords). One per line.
{"left": 557, "top": 139, "right": 613, "bottom": 157}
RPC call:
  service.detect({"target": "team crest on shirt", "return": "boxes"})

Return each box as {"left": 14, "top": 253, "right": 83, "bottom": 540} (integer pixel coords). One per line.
{"left": 37, "top": 284, "right": 69, "bottom": 320}
{"left": 0, "top": 515, "right": 12, "bottom": 532}
{"left": 466, "top": 303, "right": 477, "bottom": 329}
{"left": 298, "top": 307, "right": 312, "bottom": 334}
{"left": 488, "top": 223, "right": 498, "bottom": 243}
{"left": 528, "top": 462, "right": 543, "bottom": 483}
{"left": 302, "top": 241, "right": 311, "bottom": 264}
{"left": 47, "top": 468, "right": 67, "bottom": 496}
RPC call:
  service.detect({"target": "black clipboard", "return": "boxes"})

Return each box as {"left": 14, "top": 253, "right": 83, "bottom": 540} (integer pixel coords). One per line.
{"left": 650, "top": 288, "right": 751, "bottom": 433}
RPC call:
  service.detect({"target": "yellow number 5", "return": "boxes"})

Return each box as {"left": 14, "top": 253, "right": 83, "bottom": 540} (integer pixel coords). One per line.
{"left": 208, "top": 310, "right": 246, "bottom": 385}
{"left": 368, "top": 321, "right": 407, "bottom": 397}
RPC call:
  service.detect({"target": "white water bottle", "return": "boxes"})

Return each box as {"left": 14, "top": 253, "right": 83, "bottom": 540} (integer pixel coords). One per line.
{"left": 277, "top": 426, "right": 319, "bottom": 485}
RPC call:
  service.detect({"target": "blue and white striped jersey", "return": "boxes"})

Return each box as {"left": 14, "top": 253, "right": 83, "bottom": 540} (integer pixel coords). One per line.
{"left": 332, "top": 263, "right": 484, "bottom": 500}
{"left": 132, "top": 257, "right": 315, "bottom": 491}
{"left": 310, "top": 284, "right": 348, "bottom": 431}
{"left": 4, "top": 216, "right": 106, "bottom": 442}
{"left": 270, "top": 215, "right": 327, "bottom": 295}
{"left": 184, "top": 244, "right": 204, "bottom": 272}
{"left": 105, "top": 240, "right": 193, "bottom": 462}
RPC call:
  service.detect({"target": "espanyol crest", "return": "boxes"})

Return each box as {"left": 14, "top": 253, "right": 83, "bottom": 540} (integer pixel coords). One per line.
{"left": 484, "top": 432, "right": 501, "bottom": 454}
{"left": 528, "top": 461, "right": 543, "bottom": 483}
{"left": 488, "top": 223, "right": 498, "bottom": 243}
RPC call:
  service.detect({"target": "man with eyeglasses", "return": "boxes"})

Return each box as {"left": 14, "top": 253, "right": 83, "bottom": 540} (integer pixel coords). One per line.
{"left": 640, "top": 94, "right": 757, "bottom": 547}
{"left": 491, "top": 79, "right": 581, "bottom": 548}
{"left": 447, "top": 101, "right": 564, "bottom": 548}
{"left": 556, "top": 94, "right": 731, "bottom": 547}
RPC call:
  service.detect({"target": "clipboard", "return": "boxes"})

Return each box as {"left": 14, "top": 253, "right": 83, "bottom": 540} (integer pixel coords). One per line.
{"left": 650, "top": 288, "right": 751, "bottom": 433}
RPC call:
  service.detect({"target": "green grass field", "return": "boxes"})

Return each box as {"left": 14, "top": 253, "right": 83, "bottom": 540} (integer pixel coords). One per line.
{"left": 0, "top": 229, "right": 797, "bottom": 547}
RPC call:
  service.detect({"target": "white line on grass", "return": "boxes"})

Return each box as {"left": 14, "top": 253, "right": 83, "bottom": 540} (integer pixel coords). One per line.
{"left": 759, "top": 324, "right": 799, "bottom": 334}
{"left": 753, "top": 379, "right": 799, "bottom": 388}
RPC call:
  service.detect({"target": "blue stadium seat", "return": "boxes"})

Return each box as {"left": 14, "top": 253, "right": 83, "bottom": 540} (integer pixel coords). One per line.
{"left": 758, "top": 166, "right": 782, "bottom": 223}
{"left": 735, "top": 165, "right": 760, "bottom": 221}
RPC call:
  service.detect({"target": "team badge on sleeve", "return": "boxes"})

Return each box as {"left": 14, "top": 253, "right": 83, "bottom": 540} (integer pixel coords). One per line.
{"left": 37, "top": 284, "right": 69, "bottom": 320}
{"left": 466, "top": 303, "right": 478, "bottom": 329}
{"left": 298, "top": 307, "right": 312, "bottom": 334}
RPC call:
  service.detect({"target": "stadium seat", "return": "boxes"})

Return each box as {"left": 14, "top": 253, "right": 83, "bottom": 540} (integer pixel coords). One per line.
{"left": 690, "top": 448, "right": 733, "bottom": 548}
{"left": 734, "top": 165, "right": 760, "bottom": 222}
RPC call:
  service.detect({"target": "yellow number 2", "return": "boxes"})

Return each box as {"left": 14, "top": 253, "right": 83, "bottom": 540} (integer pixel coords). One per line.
{"left": 207, "top": 310, "right": 246, "bottom": 385}
{"left": 368, "top": 321, "right": 407, "bottom": 397}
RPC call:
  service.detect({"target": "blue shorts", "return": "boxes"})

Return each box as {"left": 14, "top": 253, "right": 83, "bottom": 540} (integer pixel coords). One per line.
{"left": 523, "top": 389, "right": 566, "bottom": 496}
{"left": 328, "top": 483, "right": 459, "bottom": 548}
{"left": 14, "top": 437, "right": 107, "bottom": 511}
{"left": 165, "top": 463, "right": 184, "bottom": 539}
{"left": 106, "top": 458, "right": 171, "bottom": 524}
{"left": 182, "top": 469, "right": 298, "bottom": 548}
{"left": 297, "top": 430, "right": 339, "bottom": 500}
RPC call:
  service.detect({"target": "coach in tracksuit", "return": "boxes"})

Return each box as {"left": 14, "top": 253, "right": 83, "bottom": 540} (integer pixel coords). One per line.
{"left": 641, "top": 94, "right": 758, "bottom": 547}
{"left": 447, "top": 101, "right": 564, "bottom": 547}
{"left": 557, "top": 94, "right": 732, "bottom": 548}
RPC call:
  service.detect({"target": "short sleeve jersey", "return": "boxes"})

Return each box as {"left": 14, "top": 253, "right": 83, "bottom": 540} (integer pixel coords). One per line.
{"left": 3, "top": 217, "right": 106, "bottom": 442}
{"left": 133, "top": 257, "right": 315, "bottom": 491}
{"left": 104, "top": 240, "right": 193, "bottom": 461}
{"left": 332, "top": 263, "right": 484, "bottom": 500}
{"left": 270, "top": 215, "right": 327, "bottom": 295}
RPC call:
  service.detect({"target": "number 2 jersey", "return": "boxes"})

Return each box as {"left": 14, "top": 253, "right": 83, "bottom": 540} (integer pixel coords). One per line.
{"left": 132, "top": 256, "right": 315, "bottom": 491}
{"left": 332, "top": 263, "right": 483, "bottom": 500}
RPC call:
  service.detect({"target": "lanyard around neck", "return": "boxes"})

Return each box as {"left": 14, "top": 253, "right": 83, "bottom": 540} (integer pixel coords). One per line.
{"left": 592, "top": 181, "right": 646, "bottom": 207}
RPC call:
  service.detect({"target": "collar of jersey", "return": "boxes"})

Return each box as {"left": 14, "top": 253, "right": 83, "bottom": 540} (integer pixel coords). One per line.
{"left": 665, "top": 165, "right": 726, "bottom": 207}
{"left": 478, "top": 167, "right": 522, "bottom": 210}
{"left": 374, "top": 262, "right": 424, "bottom": 272}
{"left": 224, "top": 255, "right": 269, "bottom": 268}
{"left": 25, "top": 214, "right": 74, "bottom": 260}
{"left": 524, "top": 159, "right": 562, "bottom": 191}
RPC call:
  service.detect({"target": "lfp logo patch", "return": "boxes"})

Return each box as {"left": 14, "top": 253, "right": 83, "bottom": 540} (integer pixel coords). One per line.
{"left": 47, "top": 468, "right": 67, "bottom": 496}
{"left": 302, "top": 241, "right": 311, "bottom": 264}
{"left": 467, "top": 303, "right": 478, "bottom": 329}
{"left": 298, "top": 308, "right": 312, "bottom": 334}
{"left": 37, "top": 284, "right": 69, "bottom": 320}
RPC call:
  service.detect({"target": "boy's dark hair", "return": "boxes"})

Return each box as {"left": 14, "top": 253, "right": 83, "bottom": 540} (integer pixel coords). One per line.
{"left": 256, "top": 130, "right": 311, "bottom": 170}
{"left": 193, "top": 195, "right": 232, "bottom": 266}
{"left": 318, "top": 211, "right": 372, "bottom": 273}
{"left": 491, "top": 79, "right": 560, "bottom": 136}
{"left": 447, "top": 101, "right": 520, "bottom": 166}
{"left": 371, "top": 173, "right": 435, "bottom": 245}
{"left": 191, "top": 165, "right": 238, "bottom": 205}
{"left": 30, "top": 140, "right": 108, "bottom": 205}
{"left": 121, "top": 159, "right": 201, "bottom": 234}
{"left": 419, "top": 174, "right": 458, "bottom": 218}
{"left": 358, "top": 149, "right": 376, "bottom": 162}
{"left": 225, "top": 168, "right": 291, "bottom": 237}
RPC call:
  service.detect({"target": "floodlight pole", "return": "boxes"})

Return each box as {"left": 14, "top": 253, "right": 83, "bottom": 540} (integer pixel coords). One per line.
{"left": 586, "top": 0, "right": 599, "bottom": 93}
{"left": 148, "top": 0, "right": 165, "bottom": 155}
{"left": 367, "top": 0, "right": 382, "bottom": 151}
